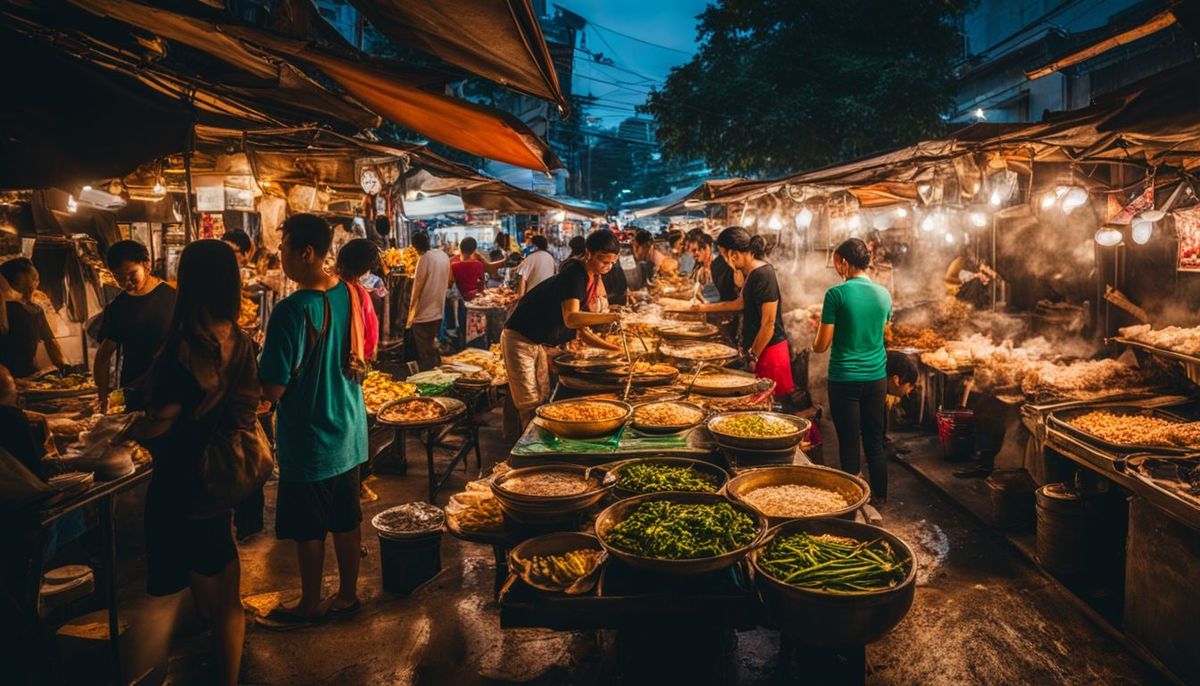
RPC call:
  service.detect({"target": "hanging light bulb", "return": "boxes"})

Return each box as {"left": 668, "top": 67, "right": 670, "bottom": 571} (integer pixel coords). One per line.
{"left": 968, "top": 210, "right": 989, "bottom": 228}
{"left": 81, "top": 185, "right": 93, "bottom": 192}
{"left": 989, "top": 189, "right": 1003, "bottom": 206}
{"left": 920, "top": 213, "right": 936, "bottom": 232}
{"left": 741, "top": 213, "right": 755, "bottom": 228}
{"left": 895, "top": 206, "right": 908, "bottom": 219}
{"left": 945, "top": 232, "right": 956, "bottom": 244}
{"left": 152, "top": 180, "right": 165, "bottom": 195}
{"left": 1094, "top": 226, "right": 1123, "bottom": 247}
{"left": 767, "top": 215, "right": 783, "bottom": 231}
{"left": 67, "top": 195, "right": 78, "bottom": 213}
{"left": 794, "top": 208, "right": 813, "bottom": 228}
{"left": 1139, "top": 209, "right": 1166, "bottom": 222}
{"left": 1040, "top": 191, "right": 1058, "bottom": 210}
{"left": 847, "top": 213, "right": 862, "bottom": 231}
{"left": 1131, "top": 219, "right": 1153, "bottom": 245}
{"left": 1061, "top": 186, "right": 1089, "bottom": 213}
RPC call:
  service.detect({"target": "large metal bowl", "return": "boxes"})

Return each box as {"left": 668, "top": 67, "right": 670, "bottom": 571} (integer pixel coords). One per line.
{"left": 535, "top": 398, "right": 632, "bottom": 439}
{"left": 724, "top": 465, "right": 869, "bottom": 527}
{"left": 750, "top": 518, "right": 917, "bottom": 646}
{"left": 491, "top": 463, "right": 616, "bottom": 523}
{"left": 605, "top": 457, "right": 729, "bottom": 499}
{"left": 594, "top": 492, "right": 768, "bottom": 575}
{"left": 629, "top": 400, "right": 707, "bottom": 435}
{"left": 707, "top": 411, "right": 811, "bottom": 451}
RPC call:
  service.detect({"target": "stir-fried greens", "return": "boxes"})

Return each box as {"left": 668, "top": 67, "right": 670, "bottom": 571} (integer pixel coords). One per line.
{"left": 616, "top": 462, "right": 719, "bottom": 494}
{"left": 758, "top": 532, "right": 910, "bottom": 594}
{"left": 604, "top": 501, "right": 758, "bottom": 559}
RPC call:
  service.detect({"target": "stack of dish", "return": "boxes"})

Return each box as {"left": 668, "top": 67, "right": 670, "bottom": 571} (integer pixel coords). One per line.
{"left": 490, "top": 464, "right": 616, "bottom": 523}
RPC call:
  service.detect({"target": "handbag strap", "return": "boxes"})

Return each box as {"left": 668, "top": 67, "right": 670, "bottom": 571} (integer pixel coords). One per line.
{"left": 285, "top": 291, "right": 332, "bottom": 397}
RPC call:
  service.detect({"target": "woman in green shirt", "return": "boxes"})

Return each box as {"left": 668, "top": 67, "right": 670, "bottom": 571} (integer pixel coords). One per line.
{"left": 813, "top": 238, "right": 893, "bottom": 504}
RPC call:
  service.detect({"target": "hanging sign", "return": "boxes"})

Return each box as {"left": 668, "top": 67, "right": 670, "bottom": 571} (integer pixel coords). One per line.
{"left": 1112, "top": 184, "right": 1154, "bottom": 224}
{"left": 195, "top": 186, "right": 225, "bottom": 212}
{"left": 1176, "top": 207, "right": 1200, "bottom": 272}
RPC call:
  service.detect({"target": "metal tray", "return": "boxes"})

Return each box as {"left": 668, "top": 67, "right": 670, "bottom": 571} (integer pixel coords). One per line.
{"left": 1119, "top": 453, "right": 1200, "bottom": 514}
{"left": 1111, "top": 337, "right": 1200, "bottom": 385}
{"left": 376, "top": 396, "right": 466, "bottom": 429}
{"left": 1047, "top": 404, "right": 1193, "bottom": 455}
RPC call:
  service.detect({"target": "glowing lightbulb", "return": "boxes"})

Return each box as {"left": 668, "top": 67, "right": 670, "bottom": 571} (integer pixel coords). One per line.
{"left": 1061, "top": 187, "right": 1089, "bottom": 213}
{"left": 767, "top": 215, "right": 783, "bottom": 231}
{"left": 794, "top": 208, "right": 813, "bottom": 228}
{"left": 1139, "top": 209, "right": 1166, "bottom": 222}
{"left": 81, "top": 185, "right": 92, "bottom": 192}
{"left": 968, "top": 210, "right": 988, "bottom": 228}
{"left": 945, "top": 232, "right": 956, "bottom": 244}
{"left": 1131, "top": 219, "right": 1153, "bottom": 245}
{"left": 921, "top": 214, "right": 936, "bottom": 232}
{"left": 67, "top": 195, "right": 78, "bottom": 213}
{"left": 153, "top": 181, "right": 165, "bottom": 195}
{"left": 895, "top": 206, "right": 908, "bottom": 218}
{"left": 741, "top": 213, "right": 755, "bottom": 228}
{"left": 847, "top": 214, "right": 861, "bottom": 231}
{"left": 1040, "top": 192, "right": 1058, "bottom": 210}
{"left": 989, "top": 189, "right": 1003, "bottom": 206}
{"left": 1094, "top": 227, "right": 1123, "bottom": 247}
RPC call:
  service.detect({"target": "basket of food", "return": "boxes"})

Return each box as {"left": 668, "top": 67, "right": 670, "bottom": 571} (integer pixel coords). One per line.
{"left": 377, "top": 396, "right": 466, "bottom": 428}
{"left": 507, "top": 532, "right": 608, "bottom": 594}
{"left": 491, "top": 463, "right": 617, "bottom": 523}
{"left": 750, "top": 518, "right": 916, "bottom": 646}
{"left": 724, "top": 465, "right": 869, "bottom": 526}
{"left": 630, "top": 401, "right": 707, "bottom": 435}
{"left": 594, "top": 492, "right": 768, "bottom": 575}
{"left": 535, "top": 398, "right": 632, "bottom": 439}
{"left": 607, "top": 457, "right": 729, "bottom": 499}
{"left": 707, "top": 411, "right": 810, "bottom": 451}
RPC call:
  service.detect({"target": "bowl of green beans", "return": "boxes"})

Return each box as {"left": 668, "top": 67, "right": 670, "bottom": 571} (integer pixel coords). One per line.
{"left": 750, "top": 517, "right": 917, "bottom": 646}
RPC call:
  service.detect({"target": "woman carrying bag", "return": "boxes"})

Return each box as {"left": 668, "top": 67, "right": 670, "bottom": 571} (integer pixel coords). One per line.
{"left": 128, "top": 240, "right": 272, "bottom": 686}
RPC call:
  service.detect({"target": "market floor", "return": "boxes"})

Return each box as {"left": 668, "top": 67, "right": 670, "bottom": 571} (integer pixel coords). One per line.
{"left": 122, "top": 409, "right": 1168, "bottom": 685}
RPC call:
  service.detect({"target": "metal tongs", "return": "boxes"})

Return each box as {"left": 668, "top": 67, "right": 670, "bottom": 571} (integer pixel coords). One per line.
{"left": 678, "top": 360, "right": 709, "bottom": 401}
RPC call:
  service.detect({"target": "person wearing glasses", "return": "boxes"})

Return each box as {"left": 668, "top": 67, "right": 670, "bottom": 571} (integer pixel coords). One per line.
{"left": 94, "top": 240, "right": 176, "bottom": 412}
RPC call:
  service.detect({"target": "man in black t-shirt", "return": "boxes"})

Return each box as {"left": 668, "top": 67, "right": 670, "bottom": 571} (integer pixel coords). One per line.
{"left": 502, "top": 230, "right": 622, "bottom": 427}
{"left": 93, "top": 241, "right": 176, "bottom": 412}
{"left": 0, "top": 258, "right": 65, "bottom": 378}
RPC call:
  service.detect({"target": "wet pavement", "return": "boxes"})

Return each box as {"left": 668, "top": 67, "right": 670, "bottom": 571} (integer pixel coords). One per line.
{"left": 73, "top": 406, "right": 1169, "bottom": 685}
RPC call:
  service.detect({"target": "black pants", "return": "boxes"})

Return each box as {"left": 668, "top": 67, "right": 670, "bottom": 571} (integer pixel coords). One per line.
{"left": 828, "top": 378, "right": 888, "bottom": 500}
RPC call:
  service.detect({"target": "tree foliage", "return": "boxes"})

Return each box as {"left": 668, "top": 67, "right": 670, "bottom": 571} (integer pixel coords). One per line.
{"left": 643, "top": 0, "right": 967, "bottom": 177}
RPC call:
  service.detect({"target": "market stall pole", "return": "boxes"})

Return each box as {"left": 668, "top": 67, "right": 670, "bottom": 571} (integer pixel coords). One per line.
{"left": 23, "top": 466, "right": 152, "bottom": 685}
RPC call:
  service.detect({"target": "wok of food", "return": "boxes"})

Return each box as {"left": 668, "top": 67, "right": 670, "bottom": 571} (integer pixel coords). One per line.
{"left": 757, "top": 532, "right": 910, "bottom": 594}
{"left": 499, "top": 471, "right": 594, "bottom": 497}
{"left": 711, "top": 414, "right": 800, "bottom": 438}
{"left": 741, "top": 484, "right": 852, "bottom": 518}
{"left": 539, "top": 400, "right": 628, "bottom": 423}
{"left": 603, "top": 500, "right": 758, "bottom": 560}
{"left": 362, "top": 371, "right": 418, "bottom": 413}
{"left": 614, "top": 462, "right": 719, "bottom": 495}
{"left": 632, "top": 402, "right": 704, "bottom": 427}
{"left": 1066, "top": 411, "right": 1200, "bottom": 448}
{"left": 379, "top": 397, "right": 447, "bottom": 424}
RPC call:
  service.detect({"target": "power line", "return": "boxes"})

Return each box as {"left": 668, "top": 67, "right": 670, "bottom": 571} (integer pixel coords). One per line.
{"left": 574, "top": 12, "right": 694, "bottom": 55}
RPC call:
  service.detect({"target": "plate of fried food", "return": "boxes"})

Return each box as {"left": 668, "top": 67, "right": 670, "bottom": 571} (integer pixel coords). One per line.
{"left": 659, "top": 341, "right": 739, "bottom": 362}
{"left": 377, "top": 396, "right": 465, "bottom": 428}
{"left": 363, "top": 371, "right": 418, "bottom": 414}
{"left": 630, "top": 401, "right": 707, "bottom": 434}
{"left": 1050, "top": 406, "right": 1198, "bottom": 454}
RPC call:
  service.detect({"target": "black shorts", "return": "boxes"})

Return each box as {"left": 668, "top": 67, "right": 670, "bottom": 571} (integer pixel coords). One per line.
{"left": 145, "top": 498, "right": 237, "bottom": 597}
{"left": 275, "top": 466, "right": 363, "bottom": 542}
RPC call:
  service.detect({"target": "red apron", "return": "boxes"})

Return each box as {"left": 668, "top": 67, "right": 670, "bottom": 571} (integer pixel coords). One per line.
{"left": 755, "top": 340, "right": 795, "bottom": 399}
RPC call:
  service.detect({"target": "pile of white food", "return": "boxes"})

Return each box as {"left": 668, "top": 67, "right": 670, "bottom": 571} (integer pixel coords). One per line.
{"left": 1120, "top": 324, "right": 1200, "bottom": 356}
{"left": 742, "top": 483, "right": 851, "bottom": 517}
{"left": 783, "top": 304, "right": 824, "bottom": 348}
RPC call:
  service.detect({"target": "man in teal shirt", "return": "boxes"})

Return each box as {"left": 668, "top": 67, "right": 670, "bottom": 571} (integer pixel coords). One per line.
{"left": 813, "top": 238, "right": 893, "bottom": 505}
{"left": 260, "top": 214, "right": 367, "bottom": 626}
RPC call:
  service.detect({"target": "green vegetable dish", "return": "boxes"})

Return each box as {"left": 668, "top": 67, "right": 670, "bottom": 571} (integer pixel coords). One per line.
{"left": 758, "top": 533, "right": 910, "bottom": 594}
{"left": 604, "top": 501, "right": 757, "bottom": 559}
{"left": 616, "top": 463, "right": 719, "bottom": 495}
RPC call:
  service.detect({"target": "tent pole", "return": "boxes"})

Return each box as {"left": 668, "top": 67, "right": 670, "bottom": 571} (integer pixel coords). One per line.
{"left": 183, "top": 151, "right": 197, "bottom": 243}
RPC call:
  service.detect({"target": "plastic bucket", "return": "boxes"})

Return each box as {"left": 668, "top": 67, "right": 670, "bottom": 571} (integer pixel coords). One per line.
{"left": 936, "top": 409, "right": 975, "bottom": 461}
{"left": 377, "top": 531, "right": 442, "bottom": 596}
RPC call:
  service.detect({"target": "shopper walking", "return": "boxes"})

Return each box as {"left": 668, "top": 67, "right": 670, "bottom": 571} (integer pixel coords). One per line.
{"left": 813, "top": 238, "right": 893, "bottom": 505}
{"left": 515, "top": 234, "right": 556, "bottom": 296}
{"left": 259, "top": 214, "right": 368, "bottom": 627}
{"left": 406, "top": 231, "right": 450, "bottom": 370}
{"left": 128, "top": 240, "right": 260, "bottom": 686}
{"left": 94, "top": 240, "right": 176, "bottom": 411}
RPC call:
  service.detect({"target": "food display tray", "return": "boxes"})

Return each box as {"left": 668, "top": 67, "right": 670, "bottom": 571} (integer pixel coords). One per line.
{"left": 1111, "top": 337, "right": 1200, "bottom": 386}
{"left": 1046, "top": 405, "right": 1193, "bottom": 456}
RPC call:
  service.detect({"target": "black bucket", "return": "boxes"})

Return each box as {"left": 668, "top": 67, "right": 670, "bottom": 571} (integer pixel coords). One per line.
{"left": 377, "top": 531, "right": 442, "bottom": 596}
{"left": 1036, "top": 483, "right": 1088, "bottom": 579}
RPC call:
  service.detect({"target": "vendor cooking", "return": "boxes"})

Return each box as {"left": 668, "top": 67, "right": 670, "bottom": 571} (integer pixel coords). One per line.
{"left": 0, "top": 258, "right": 66, "bottom": 378}
{"left": 690, "top": 227, "right": 794, "bottom": 400}
{"left": 501, "top": 230, "right": 623, "bottom": 427}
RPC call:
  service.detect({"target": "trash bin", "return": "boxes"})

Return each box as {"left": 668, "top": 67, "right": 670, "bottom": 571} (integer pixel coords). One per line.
{"left": 372, "top": 503, "right": 445, "bottom": 596}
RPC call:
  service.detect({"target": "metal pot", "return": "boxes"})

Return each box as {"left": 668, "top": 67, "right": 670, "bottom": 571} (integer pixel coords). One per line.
{"left": 535, "top": 398, "right": 632, "bottom": 439}
{"left": 750, "top": 518, "right": 917, "bottom": 646}
{"left": 724, "top": 465, "right": 869, "bottom": 527}
{"left": 605, "top": 457, "right": 729, "bottom": 499}
{"left": 594, "top": 492, "right": 768, "bottom": 575}
{"left": 629, "top": 401, "right": 707, "bottom": 435}
{"left": 707, "top": 411, "right": 810, "bottom": 451}
{"left": 491, "top": 463, "right": 616, "bottom": 523}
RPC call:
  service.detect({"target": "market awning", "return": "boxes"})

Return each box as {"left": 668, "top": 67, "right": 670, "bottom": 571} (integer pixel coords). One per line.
{"left": 622, "top": 180, "right": 747, "bottom": 217}
{"left": 345, "top": 0, "right": 569, "bottom": 113}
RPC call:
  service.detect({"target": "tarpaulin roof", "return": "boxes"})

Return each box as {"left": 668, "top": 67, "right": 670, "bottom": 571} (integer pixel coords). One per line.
{"left": 0, "top": 26, "right": 193, "bottom": 190}
{"left": 622, "top": 180, "right": 747, "bottom": 217}
{"left": 62, "top": 0, "right": 561, "bottom": 172}
{"left": 346, "top": 0, "right": 568, "bottom": 113}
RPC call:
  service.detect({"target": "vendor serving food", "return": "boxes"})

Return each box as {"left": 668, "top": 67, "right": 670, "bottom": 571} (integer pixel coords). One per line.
{"left": 501, "top": 230, "right": 623, "bottom": 427}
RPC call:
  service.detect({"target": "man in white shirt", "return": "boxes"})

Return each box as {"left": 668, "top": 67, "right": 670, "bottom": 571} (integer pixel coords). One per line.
{"left": 516, "top": 235, "right": 557, "bottom": 297}
{"left": 405, "top": 231, "right": 451, "bottom": 370}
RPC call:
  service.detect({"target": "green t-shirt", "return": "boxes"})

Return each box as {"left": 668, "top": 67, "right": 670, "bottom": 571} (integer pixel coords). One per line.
{"left": 259, "top": 282, "right": 367, "bottom": 482}
{"left": 821, "top": 276, "right": 892, "bottom": 383}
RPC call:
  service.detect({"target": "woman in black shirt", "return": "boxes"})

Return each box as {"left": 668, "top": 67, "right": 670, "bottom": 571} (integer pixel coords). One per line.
{"left": 691, "top": 227, "right": 793, "bottom": 399}
{"left": 502, "top": 230, "right": 622, "bottom": 427}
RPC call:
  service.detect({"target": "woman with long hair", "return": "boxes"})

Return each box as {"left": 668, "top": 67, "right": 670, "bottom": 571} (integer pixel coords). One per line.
{"left": 813, "top": 238, "right": 893, "bottom": 505}
{"left": 129, "top": 240, "right": 257, "bottom": 685}
{"left": 692, "top": 227, "right": 794, "bottom": 399}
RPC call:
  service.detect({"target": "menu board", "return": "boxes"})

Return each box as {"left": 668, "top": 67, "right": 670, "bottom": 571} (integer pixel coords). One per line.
{"left": 1176, "top": 207, "right": 1200, "bottom": 272}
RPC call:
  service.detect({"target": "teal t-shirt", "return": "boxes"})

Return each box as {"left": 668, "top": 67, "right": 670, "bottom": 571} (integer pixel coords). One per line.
{"left": 259, "top": 282, "right": 367, "bottom": 482}
{"left": 821, "top": 276, "right": 893, "bottom": 383}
